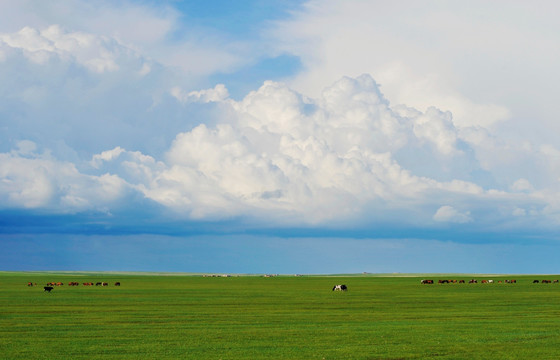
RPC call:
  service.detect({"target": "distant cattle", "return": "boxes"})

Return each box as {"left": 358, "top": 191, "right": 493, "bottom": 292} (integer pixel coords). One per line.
{"left": 533, "top": 280, "right": 540, "bottom": 284}
{"left": 542, "top": 280, "right": 552, "bottom": 284}
{"left": 114, "top": 282, "right": 121, "bottom": 286}
{"left": 68, "top": 282, "right": 79, "bottom": 286}
{"left": 96, "top": 282, "right": 102, "bottom": 286}
{"left": 332, "top": 284, "right": 347, "bottom": 291}
{"left": 469, "top": 279, "right": 477, "bottom": 284}
{"left": 506, "top": 279, "right": 517, "bottom": 284}
{"left": 438, "top": 280, "right": 450, "bottom": 284}
{"left": 421, "top": 279, "right": 434, "bottom": 284}
{"left": 459, "top": 280, "right": 465, "bottom": 284}
{"left": 43, "top": 286, "right": 54, "bottom": 292}
{"left": 554, "top": 280, "right": 559, "bottom": 283}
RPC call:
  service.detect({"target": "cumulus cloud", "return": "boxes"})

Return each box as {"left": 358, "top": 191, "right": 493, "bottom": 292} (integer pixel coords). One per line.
{"left": 433, "top": 206, "right": 472, "bottom": 224}
{"left": 0, "top": 142, "right": 131, "bottom": 211}
{"left": 269, "top": 0, "right": 560, "bottom": 139}
{"left": 0, "top": 24, "right": 200, "bottom": 159}
{"left": 1, "top": 1, "right": 560, "bottom": 232}
{"left": 0, "top": 68, "right": 558, "bottom": 230}
{"left": 170, "top": 84, "right": 230, "bottom": 104}
{"left": 0, "top": 0, "right": 249, "bottom": 78}
{"left": 0, "top": 25, "right": 145, "bottom": 73}
{"left": 68, "top": 74, "right": 550, "bottom": 228}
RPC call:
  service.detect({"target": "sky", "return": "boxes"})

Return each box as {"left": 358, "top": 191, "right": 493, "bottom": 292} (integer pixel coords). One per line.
{"left": 2, "top": 0, "right": 560, "bottom": 274}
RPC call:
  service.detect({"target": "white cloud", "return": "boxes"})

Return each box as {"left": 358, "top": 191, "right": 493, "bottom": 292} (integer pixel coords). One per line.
{"left": 0, "top": 25, "right": 145, "bottom": 73}
{"left": 433, "top": 205, "right": 472, "bottom": 224}
{"left": 0, "top": 73, "right": 558, "bottom": 229}
{"left": 0, "top": 1, "right": 260, "bottom": 81}
{"left": 1, "top": 1, "right": 560, "bottom": 231}
{"left": 511, "top": 178, "right": 534, "bottom": 193}
{"left": 270, "top": 0, "right": 559, "bottom": 137}
{"left": 170, "top": 84, "right": 230, "bottom": 104}
{"left": 0, "top": 149, "right": 130, "bottom": 211}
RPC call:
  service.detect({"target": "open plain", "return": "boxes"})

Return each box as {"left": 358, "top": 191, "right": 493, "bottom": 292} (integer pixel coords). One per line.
{"left": 2, "top": 272, "right": 560, "bottom": 359}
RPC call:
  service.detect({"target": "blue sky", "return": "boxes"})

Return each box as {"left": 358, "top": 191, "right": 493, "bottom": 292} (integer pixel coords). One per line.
{"left": 1, "top": 0, "right": 560, "bottom": 274}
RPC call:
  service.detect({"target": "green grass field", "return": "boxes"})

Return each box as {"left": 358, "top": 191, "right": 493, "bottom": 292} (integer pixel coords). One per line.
{"left": 2, "top": 272, "right": 560, "bottom": 359}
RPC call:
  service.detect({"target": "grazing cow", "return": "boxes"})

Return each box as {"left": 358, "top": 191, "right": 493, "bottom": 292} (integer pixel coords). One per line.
{"left": 332, "top": 284, "right": 348, "bottom": 291}
{"left": 459, "top": 280, "right": 465, "bottom": 284}
{"left": 542, "top": 280, "right": 552, "bottom": 284}
{"left": 438, "top": 280, "right": 449, "bottom": 284}
{"left": 469, "top": 279, "right": 477, "bottom": 284}
{"left": 533, "top": 280, "right": 540, "bottom": 283}
{"left": 421, "top": 279, "right": 434, "bottom": 284}
{"left": 102, "top": 282, "right": 108, "bottom": 286}
{"left": 27, "top": 282, "right": 34, "bottom": 287}
{"left": 44, "top": 286, "right": 54, "bottom": 292}
{"left": 114, "top": 282, "right": 121, "bottom": 286}
{"left": 554, "top": 280, "right": 559, "bottom": 283}
{"left": 96, "top": 282, "right": 102, "bottom": 286}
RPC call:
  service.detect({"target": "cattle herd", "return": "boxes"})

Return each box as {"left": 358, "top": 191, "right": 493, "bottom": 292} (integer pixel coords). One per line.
{"left": 26, "top": 281, "right": 121, "bottom": 292}
{"left": 28, "top": 279, "right": 560, "bottom": 294}
{"left": 421, "top": 279, "right": 560, "bottom": 284}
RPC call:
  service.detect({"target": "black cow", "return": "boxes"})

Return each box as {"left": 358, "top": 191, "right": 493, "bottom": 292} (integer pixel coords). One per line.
{"left": 44, "top": 286, "right": 54, "bottom": 292}
{"left": 332, "top": 284, "right": 348, "bottom": 291}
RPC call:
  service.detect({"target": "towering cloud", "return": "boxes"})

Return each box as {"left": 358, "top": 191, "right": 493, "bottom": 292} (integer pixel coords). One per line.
{"left": 2, "top": 70, "right": 551, "bottom": 230}
{"left": 0, "top": 6, "right": 559, "bottom": 233}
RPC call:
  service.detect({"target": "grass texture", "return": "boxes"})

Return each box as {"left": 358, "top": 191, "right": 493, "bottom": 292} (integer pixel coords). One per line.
{"left": 1, "top": 273, "right": 560, "bottom": 359}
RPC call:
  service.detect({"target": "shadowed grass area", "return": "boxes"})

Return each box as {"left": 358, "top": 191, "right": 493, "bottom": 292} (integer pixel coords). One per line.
{"left": 1, "top": 273, "right": 560, "bottom": 359}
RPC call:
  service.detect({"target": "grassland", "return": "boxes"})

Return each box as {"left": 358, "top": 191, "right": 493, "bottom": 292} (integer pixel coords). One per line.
{"left": 2, "top": 272, "right": 560, "bottom": 359}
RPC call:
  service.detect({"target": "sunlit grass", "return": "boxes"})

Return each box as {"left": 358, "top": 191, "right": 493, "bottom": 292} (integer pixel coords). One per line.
{"left": 1, "top": 273, "right": 560, "bottom": 359}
